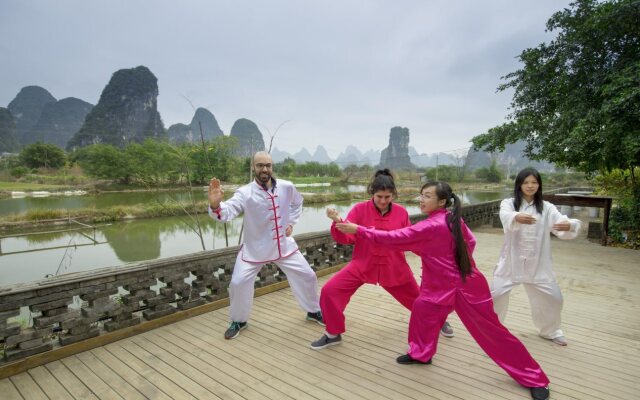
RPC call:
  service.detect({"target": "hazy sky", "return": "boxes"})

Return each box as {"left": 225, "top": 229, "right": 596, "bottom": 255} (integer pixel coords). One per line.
{"left": 0, "top": 0, "right": 572, "bottom": 158}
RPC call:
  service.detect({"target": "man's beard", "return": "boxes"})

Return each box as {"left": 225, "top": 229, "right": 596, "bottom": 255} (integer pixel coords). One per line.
{"left": 256, "top": 171, "right": 271, "bottom": 184}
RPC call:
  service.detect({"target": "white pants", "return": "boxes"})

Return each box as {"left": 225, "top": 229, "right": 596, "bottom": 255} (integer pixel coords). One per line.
{"left": 229, "top": 250, "right": 321, "bottom": 322}
{"left": 491, "top": 277, "right": 564, "bottom": 340}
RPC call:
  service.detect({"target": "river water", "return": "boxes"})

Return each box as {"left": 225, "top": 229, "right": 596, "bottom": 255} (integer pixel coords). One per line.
{"left": 0, "top": 188, "right": 508, "bottom": 286}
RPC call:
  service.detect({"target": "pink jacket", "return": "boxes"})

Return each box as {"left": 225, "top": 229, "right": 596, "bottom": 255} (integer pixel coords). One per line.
{"left": 356, "top": 208, "right": 491, "bottom": 305}
{"left": 331, "top": 200, "right": 416, "bottom": 287}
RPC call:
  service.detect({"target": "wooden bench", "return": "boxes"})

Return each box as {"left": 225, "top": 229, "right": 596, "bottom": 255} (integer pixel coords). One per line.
{"left": 542, "top": 194, "right": 614, "bottom": 245}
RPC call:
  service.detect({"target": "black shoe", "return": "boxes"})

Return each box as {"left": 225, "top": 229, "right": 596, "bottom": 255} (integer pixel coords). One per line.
{"left": 306, "top": 311, "right": 325, "bottom": 326}
{"left": 224, "top": 321, "right": 247, "bottom": 340}
{"left": 310, "top": 334, "right": 342, "bottom": 350}
{"left": 396, "top": 354, "right": 432, "bottom": 365}
{"left": 530, "top": 386, "right": 550, "bottom": 400}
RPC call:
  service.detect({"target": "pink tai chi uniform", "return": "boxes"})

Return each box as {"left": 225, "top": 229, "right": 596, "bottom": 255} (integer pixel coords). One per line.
{"left": 321, "top": 200, "right": 420, "bottom": 335}
{"left": 356, "top": 208, "right": 549, "bottom": 388}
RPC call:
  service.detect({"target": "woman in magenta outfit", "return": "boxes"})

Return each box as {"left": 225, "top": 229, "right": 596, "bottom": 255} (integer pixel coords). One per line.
{"left": 310, "top": 170, "right": 453, "bottom": 350}
{"left": 335, "top": 181, "right": 550, "bottom": 400}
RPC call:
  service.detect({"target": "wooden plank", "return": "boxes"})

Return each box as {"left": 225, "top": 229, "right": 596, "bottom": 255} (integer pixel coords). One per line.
{"left": 154, "top": 324, "right": 308, "bottom": 399}
{"left": 0, "top": 377, "right": 23, "bottom": 400}
{"left": 74, "top": 350, "right": 146, "bottom": 400}
{"left": 170, "top": 321, "right": 348, "bottom": 400}
{"left": 204, "top": 309, "right": 460, "bottom": 400}
{"left": 141, "top": 329, "right": 282, "bottom": 400}
{"left": 103, "top": 343, "right": 195, "bottom": 400}
{"left": 44, "top": 360, "right": 98, "bottom": 400}
{"left": 89, "top": 347, "right": 172, "bottom": 400}
{"left": 117, "top": 340, "right": 223, "bottom": 400}
{"left": 27, "top": 366, "right": 73, "bottom": 400}
{"left": 9, "top": 372, "right": 47, "bottom": 400}
{"left": 60, "top": 356, "right": 124, "bottom": 400}
{"left": 128, "top": 334, "right": 248, "bottom": 400}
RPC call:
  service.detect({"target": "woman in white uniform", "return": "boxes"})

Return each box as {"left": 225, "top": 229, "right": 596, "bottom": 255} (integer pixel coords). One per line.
{"left": 491, "top": 168, "right": 581, "bottom": 346}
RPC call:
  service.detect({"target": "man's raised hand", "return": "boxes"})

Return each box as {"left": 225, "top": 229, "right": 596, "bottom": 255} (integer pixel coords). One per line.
{"left": 208, "top": 178, "right": 224, "bottom": 209}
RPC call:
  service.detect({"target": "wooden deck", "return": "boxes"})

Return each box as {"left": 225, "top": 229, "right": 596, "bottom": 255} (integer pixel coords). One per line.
{"left": 1, "top": 226, "right": 638, "bottom": 399}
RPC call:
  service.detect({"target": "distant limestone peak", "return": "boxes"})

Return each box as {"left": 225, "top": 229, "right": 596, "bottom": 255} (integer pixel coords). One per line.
{"left": 7, "top": 85, "right": 56, "bottom": 145}
{"left": 168, "top": 107, "right": 223, "bottom": 144}
{"left": 29, "top": 97, "right": 93, "bottom": 148}
{"left": 0, "top": 107, "right": 19, "bottom": 152}
{"left": 229, "top": 118, "right": 265, "bottom": 156}
{"left": 379, "top": 126, "right": 414, "bottom": 170}
{"left": 312, "top": 145, "right": 333, "bottom": 164}
{"left": 67, "top": 66, "right": 165, "bottom": 149}
{"left": 190, "top": 108, "right": 223, "bottom": 141}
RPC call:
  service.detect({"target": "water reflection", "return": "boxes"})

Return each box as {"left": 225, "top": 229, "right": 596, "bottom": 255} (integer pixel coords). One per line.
{"left": 102, "top": 221, "right": 162, "bottom": 261}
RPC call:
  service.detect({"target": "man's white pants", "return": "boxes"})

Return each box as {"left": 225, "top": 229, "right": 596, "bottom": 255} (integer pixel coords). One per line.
{"left": 229, "top": 250, "right": 321, "bottom": 322}
{"left": 491, "top": 277, "right": 564, "bottom": 340}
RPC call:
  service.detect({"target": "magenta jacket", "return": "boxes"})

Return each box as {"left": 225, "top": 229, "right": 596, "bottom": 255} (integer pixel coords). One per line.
{"left": 331, "top": 200, "right": 416, "bottom": 287}
{"left": 356, "top": 208, "right": 491, "bottom": 305}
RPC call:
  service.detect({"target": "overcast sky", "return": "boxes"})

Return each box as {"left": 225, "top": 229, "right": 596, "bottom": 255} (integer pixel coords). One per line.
{"left": 0, "top": 0, "right": 572, "bottom": 158}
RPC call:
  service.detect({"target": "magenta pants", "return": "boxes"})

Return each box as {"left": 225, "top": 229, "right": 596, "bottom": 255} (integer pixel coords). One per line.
{"left": 320, "top": 266, "right": 420, "bottom": 335}
{"left": 408, "top": 291, "right": 550, "bottom": 388}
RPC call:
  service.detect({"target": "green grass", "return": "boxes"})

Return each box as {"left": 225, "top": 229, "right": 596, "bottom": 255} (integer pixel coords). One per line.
{"left": 0, "top": 181, "right": 70, "bottom": 191}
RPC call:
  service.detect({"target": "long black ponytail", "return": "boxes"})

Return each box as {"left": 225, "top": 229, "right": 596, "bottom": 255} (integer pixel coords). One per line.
{"left": 422, "top": 181, "right": 472, "bottom": 280}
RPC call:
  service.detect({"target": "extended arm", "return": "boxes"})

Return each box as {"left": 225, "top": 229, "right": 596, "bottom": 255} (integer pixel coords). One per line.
{"left": 336, "top": 220, "right": 431, "bottom": 253}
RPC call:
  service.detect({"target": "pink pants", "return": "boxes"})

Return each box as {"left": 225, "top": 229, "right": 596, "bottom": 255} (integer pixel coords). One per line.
{"left": 320, "top": 266, "right": 420, "bottom": 335}
{"left": 408, "top": 291, "right": 549, "bottom": 388}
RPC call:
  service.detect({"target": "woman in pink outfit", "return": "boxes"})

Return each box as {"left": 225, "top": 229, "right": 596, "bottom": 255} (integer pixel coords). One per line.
{"left": 335, "top": 181, "right": 550, "bottom": 400}
{"left": 311, "top": 170, "right": 454, "bottom": 350}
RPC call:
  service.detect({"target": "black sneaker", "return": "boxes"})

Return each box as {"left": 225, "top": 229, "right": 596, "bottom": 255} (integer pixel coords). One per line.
{"left": 530, "top": 386, "right": 550, "bottom": 400}
{"left": 310, "top": 334, "right": 342, "bottom": 350}
{"left": 224, "top": 321, "right": 247, "bottom": 340}
{"left": 306, "top": 311, "right": 325, "bottom": 326}
{"left": 396, "top": 354, "right": 432, "bottom": 365}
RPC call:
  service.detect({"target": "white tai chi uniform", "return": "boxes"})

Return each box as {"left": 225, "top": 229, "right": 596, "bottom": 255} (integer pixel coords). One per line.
{"left": 491, "top": 198, "right": 581, "bottom": 340}
{"left": 209, "top": 178, "right": 320, "bottom": 323}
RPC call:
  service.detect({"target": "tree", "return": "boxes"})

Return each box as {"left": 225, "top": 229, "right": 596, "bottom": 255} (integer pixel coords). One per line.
{"left": 19, "top": 142, "right": 66, "bottom": 169}
{"left": 482, "top": 158, "right": 503, "bottom": 183}
{"left": 472, "top": 0, "right": 640, "bottom": 183}
{"left": 72, "top": 143, "right": 133, "bottom": 183}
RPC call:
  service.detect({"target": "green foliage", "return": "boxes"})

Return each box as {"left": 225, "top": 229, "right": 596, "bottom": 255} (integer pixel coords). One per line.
{"left": 10, "top": 166, "right": 30, "bottom": 178}
{"left": 275, "top": 160, "right": 342, "bottom": 178}
{"left": 72, "top": 143, "right": 133, "bottom": 184}
{"left": 472, "top": 0, "right": 640, "bottom": 178}
{"left": 594, "top": 168, "right": 640, "bottom": 247}
{"left": 126, "top": 140, "right": 181, "bottom": 185}
{"left": 19, "top": 142, "right": 66, "bottom": 169}
{"left": 423, "top": 165, "right": 459, "bottom": 182}
{"left": 186, "top": 136, "right": 240, "bottom": 184}
{"left": 274, "top": 157, "right": 297, "bottom": 176}
{"left": 475, "top": 159, "right": 503, "bottom": 183}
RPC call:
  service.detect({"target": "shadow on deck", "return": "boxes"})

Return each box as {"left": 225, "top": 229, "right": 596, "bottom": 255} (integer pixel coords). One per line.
{"left": 1, "top": 227, "right": 638, "bottom": 400}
